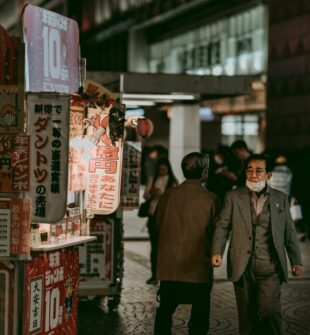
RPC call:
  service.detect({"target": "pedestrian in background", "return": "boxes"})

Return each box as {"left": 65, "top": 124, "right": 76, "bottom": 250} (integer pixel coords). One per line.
{"left": 207, "top": 144, "right": 234, "bottom": 203}
{"left": 214, "top": 140, "right": 251, "bottom": 189}
{"left": 212, "top": 154, "right": 302, "bottom": 335}
{"left": 268, "top": 153, "right": 293, "bottom": 197}
{"left": 154, "top": 152, "right": 220, "bottom": 335}
{"left": 143, "top": 157, "right": 178, "bottom": 285}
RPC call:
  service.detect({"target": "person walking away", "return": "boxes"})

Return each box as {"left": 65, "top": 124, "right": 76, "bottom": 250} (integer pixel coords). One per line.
{"left": 143, "top": 157, "right": 178, "bottom": 285}
{"left": 211, "top": 154, "right": 302, "bottom": 335}
{"left": 154, "top": 152, "right": 220, "bottom": 335}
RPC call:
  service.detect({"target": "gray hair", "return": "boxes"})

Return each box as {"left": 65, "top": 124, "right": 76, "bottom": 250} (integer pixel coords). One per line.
{"left": 181, "top": 152, "right": 209, "bottom": 180}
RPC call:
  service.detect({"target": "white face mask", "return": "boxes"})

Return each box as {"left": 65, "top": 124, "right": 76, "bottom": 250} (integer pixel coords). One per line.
{"left": 246, "top": 180, "right": 266, "bottom": 193}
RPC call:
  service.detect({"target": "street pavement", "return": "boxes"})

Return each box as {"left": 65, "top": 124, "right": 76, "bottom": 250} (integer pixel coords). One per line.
{"left": 78, "top": 209, "right": 310, "bottom": 335}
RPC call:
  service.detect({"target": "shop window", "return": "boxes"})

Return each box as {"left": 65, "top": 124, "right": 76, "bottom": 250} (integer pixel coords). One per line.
{"left": 221, "top": 114, "right": 259, "bottom": 147}
{"left": 237, "top": 37, "right": 252, "bottom": 55}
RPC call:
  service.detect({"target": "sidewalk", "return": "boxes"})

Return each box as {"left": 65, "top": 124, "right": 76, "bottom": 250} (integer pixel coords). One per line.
{"left": 123, "top": 210, "right": 310, "bottom": 280}
{"left": 77, "top": 206, "right": 310, "bottom": 334}
{"left": 78, "top": 238, "right": 310, "bottom": 335}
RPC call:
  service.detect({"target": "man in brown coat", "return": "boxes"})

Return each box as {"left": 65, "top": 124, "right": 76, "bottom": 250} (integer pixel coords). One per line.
{"left": 154, "top": 152, "right": 220, "bottom": 335}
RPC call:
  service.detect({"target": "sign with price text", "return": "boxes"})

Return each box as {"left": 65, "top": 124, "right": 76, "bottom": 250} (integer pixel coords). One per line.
{"left": 22, "top": 4, "right": 79, "bottom": 93}
{"left": 24, "top": 249, "right": 79, "bottom": 335}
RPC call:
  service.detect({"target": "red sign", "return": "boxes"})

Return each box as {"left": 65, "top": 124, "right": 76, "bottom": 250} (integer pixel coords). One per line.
{"left": 24, "top": 248, "right": 79, "bottom": 335}
{"left": 0, "top": 198, "right": 31, "bottom": 257}
{"left": 22, "top": 4, "right": 80, "bottom": 93}
{"left": 0, "top": 134, "right": 30, "bottom": 193}
{"left": 12, "top": 135, "right": 30, "bottom": 192}
{"left": 10, "top": 198, "right": 31, "bottom": 257}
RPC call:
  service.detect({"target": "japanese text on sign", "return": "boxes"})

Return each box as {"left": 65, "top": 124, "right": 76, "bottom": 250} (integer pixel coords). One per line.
{"left": 25, "top": 249, "right": 79, "bottom": 334}
{"left": 27, "top": 94, "right": 69, "bottom": 223}
{"left": 22, "top": 4, "right": 79, "bottom": 93}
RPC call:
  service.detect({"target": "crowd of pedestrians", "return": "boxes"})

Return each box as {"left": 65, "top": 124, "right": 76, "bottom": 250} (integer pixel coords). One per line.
{"left": 140, "top": 140, "right": 306, "bottom": 335}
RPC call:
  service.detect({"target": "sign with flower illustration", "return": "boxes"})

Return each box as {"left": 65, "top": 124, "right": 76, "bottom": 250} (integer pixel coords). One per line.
{"left": 70, "top": 80, "right": 125, "bottom": 215}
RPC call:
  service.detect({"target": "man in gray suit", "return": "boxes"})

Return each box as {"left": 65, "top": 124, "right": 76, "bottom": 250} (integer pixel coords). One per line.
{"left": 211, "top": 154, "right": 302, "bottom": 335}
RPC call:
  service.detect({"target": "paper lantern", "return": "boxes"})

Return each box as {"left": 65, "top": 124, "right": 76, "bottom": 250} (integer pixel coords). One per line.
{"left": 136, "top": 118, "right": 154, "bottom": 138}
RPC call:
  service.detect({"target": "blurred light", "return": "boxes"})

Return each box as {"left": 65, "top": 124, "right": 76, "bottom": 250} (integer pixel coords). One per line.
{"left": 253, "top": 51, "right": 263, "bottom": 71}
{"left": 125, "top": 108, "right": 145, "bottom": 117}
{"left": 251, "top": 80, "right": 265, "bottom": 91}
{"left": 122, "top": 93, "right": 195, "bottom": 100}
{"left": 225, "top": 58, "right": 235, "bottom": 76}
{"left": 123, "top": 100, "right": 155, "bottom": 106}
{"left": 212, "top": 65, "right": 222, "bottom": 76}
{"left": 70, "top": 137, "right": 96, "bottom": 161}
{"left": 199, "top": 107, "right": 214, "bottom": 121}
{"left": 239, "top": 54, "right": 249, "bottom": 71}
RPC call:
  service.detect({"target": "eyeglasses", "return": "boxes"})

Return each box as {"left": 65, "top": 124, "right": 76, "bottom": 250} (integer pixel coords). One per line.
{"left": 245, "top": 168, "right": 266, "bottom": 176}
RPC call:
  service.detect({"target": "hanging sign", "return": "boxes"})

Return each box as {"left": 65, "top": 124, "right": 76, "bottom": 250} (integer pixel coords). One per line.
{"left": 68, "top": 106, "right": 86, "bottom": 192}
{"left": 10, "top": 198, "right": 31, "bottom": 257}
{"left": 84, "top": 108, "right": 123, "bottom": 215}
{"left": 121, "top": 141, "right": 141, "bottom": 210}
{"left": 27, "top": 93, "right": 70, "bottom": 223}
{"left": 0, "top": 134, "right": 30, "bottom": 193}
{"left": 22, "top": 4, "right": 80, "bottom": 93}
{"left": 79, "top": 217, "right": 113, "bottom": 292}
{"left": 12, "top": 134, "right": 30, "bottom": 192}
{"left": 24, "top": 248, "right": 79, "bottom": 334}
{"left": 0, "top": 198, "right": 31, "bottom": 257}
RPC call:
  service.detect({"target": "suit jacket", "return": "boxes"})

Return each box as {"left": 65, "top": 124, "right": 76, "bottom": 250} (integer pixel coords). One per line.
{"left": 212, "top": 186, "right": 302, "bottom": 283}
{"left": 156, "top": 179, "right": 220, "bottom": 284}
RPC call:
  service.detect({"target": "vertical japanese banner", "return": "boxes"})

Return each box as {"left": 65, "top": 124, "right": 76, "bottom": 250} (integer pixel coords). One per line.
{"left": 68, "top": 106, "right": 87, "bottom": 192}
{"left": 0, "top": 198, "right": 31, "bottom": 258}
{"left": 22, "top": 4, "right": 80, "bottom": 93}
{"left": 84, "top": 109, "right": 123, "bottom": 215}
{"left": 0, "top": 134, "right": 30, "bottom": 193}
{"left": 121, "top": 141, "right": 141, "bottom": 210}
{"left": 10, "top": 198, "right": 31, "bottom": 257}
{"left": 12, "top": 135, "right": 30, "bottom": 192}
{"left": 27, "top": 93, "right": 70, "bottom": 223}
{"left": 24, "top": 248, "right": 79, "bottom": 335}
{"left": 0, "top": 199, "right": 10, "bottom": 256}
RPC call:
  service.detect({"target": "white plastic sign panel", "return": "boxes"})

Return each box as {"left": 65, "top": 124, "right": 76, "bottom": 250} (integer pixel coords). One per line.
{"left": 27, "top": 93, "right": 70, "bottom": 223}
{"left": 22, "top": 4, "right": 80, "bottom": 93}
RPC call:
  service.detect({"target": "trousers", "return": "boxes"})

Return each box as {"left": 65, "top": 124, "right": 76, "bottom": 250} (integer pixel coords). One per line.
{"left": 154, "top": 280, "right": 212, "bottom": 335}
{"left": 147, "top": 215, "right": 158, "bottom": 279}
{"left": 234, "top": 257, "right": 282, "bottom": 335}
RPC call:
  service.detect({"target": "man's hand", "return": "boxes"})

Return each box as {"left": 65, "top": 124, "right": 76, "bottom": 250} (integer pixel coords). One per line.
{"left": 211, "top": 255, "right": 222, "bottom": 267}
{"left": 292, "top": 265, "right": 302, "bottom": 276}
